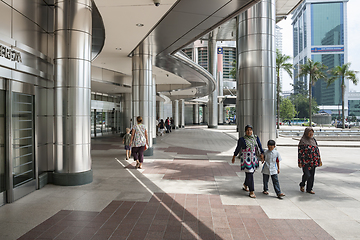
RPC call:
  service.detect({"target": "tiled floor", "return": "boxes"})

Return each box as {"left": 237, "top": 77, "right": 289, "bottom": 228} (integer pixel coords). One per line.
{"left": 18, "top": 193, "right": 333, "bottom": 240}
{"left": 3, "top": 126, "right": 360, "bottom": 239}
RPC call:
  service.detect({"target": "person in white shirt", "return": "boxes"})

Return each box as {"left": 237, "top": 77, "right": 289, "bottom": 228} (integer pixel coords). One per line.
{"left": 261, "top": 140, "right": 285, "bottom": 199}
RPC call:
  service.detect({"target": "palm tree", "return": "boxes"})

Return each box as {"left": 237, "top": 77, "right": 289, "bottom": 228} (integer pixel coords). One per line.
{"left": 276, "top": 49, "right": 293, "bottom": 129}
{"left": 327, "top": 63, "right": 359, "bottom": 129}
{"left": 297, "top": 59, "right": 327, "bottom": 126}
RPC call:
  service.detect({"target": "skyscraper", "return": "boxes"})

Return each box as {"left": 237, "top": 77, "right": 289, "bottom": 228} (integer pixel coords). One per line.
{"left": 292, "top": 0, "right": 348, "bottom": 110}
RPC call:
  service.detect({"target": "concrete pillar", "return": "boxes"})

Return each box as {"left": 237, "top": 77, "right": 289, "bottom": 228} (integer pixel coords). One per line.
{"left": 236, "top": 0, "right": 276, "bottom": 144}
{"left": 193, "top": 104, "right": 199, "bottom": 124}
{"left": 172, "top": 100, "right": 179, "bottom": 129}
{"left": 208, "top": 30, "right": 218, "bottom": 128}
{"left": 132, "top": 38, "right": 154, "bottom": 156}
{"left": 180, "top": 99, "right": 185, "bottom": 128}
{"left": 53, "top": 0, "right": 93, "bottom": 185}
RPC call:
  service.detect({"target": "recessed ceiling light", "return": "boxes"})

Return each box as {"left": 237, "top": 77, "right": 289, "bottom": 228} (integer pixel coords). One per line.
{"left": 136, "top": 23, "right": 144, "bottom": 27}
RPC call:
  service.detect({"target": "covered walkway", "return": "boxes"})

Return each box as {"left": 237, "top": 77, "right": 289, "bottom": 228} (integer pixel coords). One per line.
{"left": 2, "top": 126, "right": 360, "bottom": 239}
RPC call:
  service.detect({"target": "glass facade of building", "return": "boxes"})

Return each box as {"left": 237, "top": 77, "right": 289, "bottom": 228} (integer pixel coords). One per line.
{"left": 348, "top": 100, "right": 360, "bottom": 116}
{"left": 293, "top": 1, "right": 346, "bottom": 106}
{"left": 311, "top": 3, "right": 344, "bottom": 46}
{"left": 198, "top": 47, "right": 208, "bottom": 70}
{"left": 312, "top": 54, "right": 344, "bottom": 105}
{"left": 223, "top": 48, "right": 236, "bottom": 79}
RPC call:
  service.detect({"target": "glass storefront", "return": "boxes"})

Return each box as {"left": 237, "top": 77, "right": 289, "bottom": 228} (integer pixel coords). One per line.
{"left": 12, "top": 93, "right": 35, "bottom": 188}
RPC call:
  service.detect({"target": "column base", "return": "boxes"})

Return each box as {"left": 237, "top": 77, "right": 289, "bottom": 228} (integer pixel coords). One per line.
{"left": 208, "top": 125, "right": 218, "bottom": 129}
{"left": 144, "top": 147, "right": 154, "bottom": 156}
{"left": 153, "top": 137, "right": 156, "bottom": 144}
{"left": 51, "top": 170, "right": 93, "bottom": 186}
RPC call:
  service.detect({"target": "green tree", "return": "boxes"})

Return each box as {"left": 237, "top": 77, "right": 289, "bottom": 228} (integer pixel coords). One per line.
{"left": 276, "top": 49, "right": 293, "bottom": 129}
{"left": 291, "top": 80, "right": 308, "bottom": 96}
{"left": 280, "top": 98, "right": 297, "bottom": 120}
{"left": 297, "top": 59, "right": 327, "bottom": 125}
{"left": 229, "top": 60, "right": 236, "bottom": 79}
{"left": 290, "top": 94, "right": 319, "bottom": 118}
{"left": 327, "top": 63, "right": 359, "bottom": 129}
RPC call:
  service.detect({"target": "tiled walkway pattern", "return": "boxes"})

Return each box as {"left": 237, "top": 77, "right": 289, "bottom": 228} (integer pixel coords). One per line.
{"left": 19, "top": 193, "right": 333, "bottom": 240}
{"left": 140, "top": 159, "right": 239, "bottom": 181}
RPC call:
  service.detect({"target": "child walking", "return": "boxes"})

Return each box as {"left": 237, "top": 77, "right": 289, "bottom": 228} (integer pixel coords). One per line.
{"left": 123, "top": 128, "right": 132, "bottom": 160}
{"left": 261, "top": 140, "right": 285, "bottom": 199}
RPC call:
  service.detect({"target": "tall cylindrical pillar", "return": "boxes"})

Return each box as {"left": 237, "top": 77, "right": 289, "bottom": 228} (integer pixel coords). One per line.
{"left": 237, "top": 0, "right": 276, "bottom": 144}
{"left": 132, "top": 38, "right": 154, "bottom": 156}
{"left": 172, "top": 100, "right": 179, "bottom": 129}
{"left": 193, "top": 104, "right": 199, "bottom": 124}
{"left": 156, "top": 101, "right": 164, "bottom": 120}
{"left": 208, "top": 30, "right": 218, "bottom": 128}
{"left": 53, "top": 0, "right": 93, "bottom": 185}
{"left": 217, "top": 47, "right": 224, "bottom": 125}
{"left": 152, "top": 75, "right": 157, "bottom": 144}
{"left": 179, "top": 99, "right": 185, "bottom": 128}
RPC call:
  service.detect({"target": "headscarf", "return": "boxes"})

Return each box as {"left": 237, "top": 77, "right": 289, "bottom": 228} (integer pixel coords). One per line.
{"left": 244, "top": 134, "right": 257, "bottom": 149}
{"left": 298, "top": 127, "right": 317, "bottom": 146}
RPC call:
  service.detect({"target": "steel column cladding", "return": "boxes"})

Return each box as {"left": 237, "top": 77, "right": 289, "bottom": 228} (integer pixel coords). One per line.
{"left": 54, "top": 0, "right": 93, "bottom": 181}
{"left": 236, "top": 0, "right": 276, "bottom": 144}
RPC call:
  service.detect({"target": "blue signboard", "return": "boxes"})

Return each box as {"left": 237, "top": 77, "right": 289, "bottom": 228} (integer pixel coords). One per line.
{"left": 311, "top": 47, "right": 344, "bottom": 53}
{"left": 217, "top": 47, "right": 223, "bottom": 54}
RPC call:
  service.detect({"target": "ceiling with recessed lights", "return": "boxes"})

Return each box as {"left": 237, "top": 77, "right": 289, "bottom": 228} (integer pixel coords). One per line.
{"left": 91, "top": 0, "right": 303, "bottom": 98}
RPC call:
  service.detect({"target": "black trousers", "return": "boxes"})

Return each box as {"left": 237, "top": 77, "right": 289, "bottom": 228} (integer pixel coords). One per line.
{"left": 244, "top": 172, "right": 254, "bottom": 192}
{"left": 300, "top": 165, "right": 316, "bottom": 192}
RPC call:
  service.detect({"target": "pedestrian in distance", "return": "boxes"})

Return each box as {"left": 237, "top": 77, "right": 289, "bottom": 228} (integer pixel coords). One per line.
{"left": 130, "top": 116, "right": 149, "bottom": 169}
{"left": 298, "top": 127, "right": 322, "bottom": 194}
{"left": 261, "top": 140, "right": 285, "bottom": 199}
{"left": 122, "top": 128, "right": 132, "bottom": 160}
{"left": 165, "top": 117, "right": 171, "bottom": 133}
{"left": 158, "top": 119, "right": 165, "bottom": 136}
{"left": 232, "top": 125, "right": 264, "bottom": 198}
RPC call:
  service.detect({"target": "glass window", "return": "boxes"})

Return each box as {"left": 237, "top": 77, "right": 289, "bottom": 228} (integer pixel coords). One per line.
{"left": 349, "top": 100, "right": 360, "bottom": 116}
{"left": 311, "top": 3, "right": 344, "bottom": 46}
{"left": 312, "top": 54, "right": 344, "bottom": 105}
{"left": 198, "top": 47, "right": 208, "bottom": 70}
{"left": 182, "top": 48, "right": 193, "bottom": 60}
{"left": 12, "top": 93, "right": 34, "bottom": 188}
{"left": 303, "top": 10, "right": 307, "bottom": 49}
{"left": 293, "top": 21, "right": 298, "bottom": 57}
{"left": 223, "top": 48, "right": 236, "bottom": 79}
{"left": 299, "top": 14, "right": 303, "bottom": 52}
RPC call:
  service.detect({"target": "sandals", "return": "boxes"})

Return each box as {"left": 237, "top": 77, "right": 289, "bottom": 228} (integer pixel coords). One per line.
{"left": 135, "top": 160, "right": 140, "bottom": 169}
{"left": 277, "top": 193, "right": 285, "bottom": 198}
{"left": 249, "top": 192, "right": 256, "bottom": 198}
{"left": 307, "top": 190, "right": 315, "bottom": 194}
{"left": 262, "top": 191, "right": 269, "bottom": 195}
{"left": 300, "top": 186, "right": 305, "bottom": 192}
{"left": 242, "top": 184, "right": 249, "bottom": 192}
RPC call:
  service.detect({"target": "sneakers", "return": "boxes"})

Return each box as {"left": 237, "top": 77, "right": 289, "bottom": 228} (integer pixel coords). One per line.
{"left": 277, "top": 193, "right": 285, "bottom": 199}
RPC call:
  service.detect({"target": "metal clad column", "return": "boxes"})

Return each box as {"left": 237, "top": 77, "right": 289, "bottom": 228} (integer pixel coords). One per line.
{"left": 132, "top": 38, "right": 153, "bottom": 156}
{"left": 54, "top": 0, "right": 93, "bottom": 185}
{"left": 208, "top": 30, "right": 218, "bottom": 128}
{"left": 237, "top": 0, "right": 276, "bottom": 143}
{"left": 172, "top": 100, "right": 179, "bottom": 129}
{"left": 180, "top": 99, "right": 185, "bottom": 128}
{"left": 217, "top": 47, "right": 224, "bottom": 124}
{"left": 193, "top": 104, "right": 199, "bottom": 124}
{"left": 152, "top": 75, "right": 156, "bottom": 144}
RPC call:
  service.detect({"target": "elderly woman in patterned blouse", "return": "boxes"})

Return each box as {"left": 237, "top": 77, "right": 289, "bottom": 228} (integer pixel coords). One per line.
{"left": 298, "top": 127, "right": 322, "bottom": 194}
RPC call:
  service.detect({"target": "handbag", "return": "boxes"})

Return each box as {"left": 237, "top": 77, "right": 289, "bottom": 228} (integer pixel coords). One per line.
{"left": 136, "top": 125, "right": 148, "bottom": 150}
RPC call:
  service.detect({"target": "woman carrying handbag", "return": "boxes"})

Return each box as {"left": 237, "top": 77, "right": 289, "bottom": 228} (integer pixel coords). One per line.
{"left": 130, "top": 116, "right": 149, "bottom": 169}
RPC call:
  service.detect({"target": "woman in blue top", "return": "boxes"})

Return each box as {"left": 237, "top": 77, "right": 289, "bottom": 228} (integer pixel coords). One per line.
{"left": 232, "top": 125, "right": 264, "bottom": 198}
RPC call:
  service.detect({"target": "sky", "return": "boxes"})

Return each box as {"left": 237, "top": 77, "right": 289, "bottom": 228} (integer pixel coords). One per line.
{"left": 277, "top": 0, "right": 360, "bottom": 92}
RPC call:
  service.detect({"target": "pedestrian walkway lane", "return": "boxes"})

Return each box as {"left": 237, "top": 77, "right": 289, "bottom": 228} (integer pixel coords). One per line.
{"left": 3, "top": 126, "right": 359, "bottom": 239}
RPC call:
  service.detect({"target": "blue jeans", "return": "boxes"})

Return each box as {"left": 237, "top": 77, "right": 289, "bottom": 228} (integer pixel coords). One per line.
{"left": 263, "top": 174, "right": 281, "bottom": 195}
